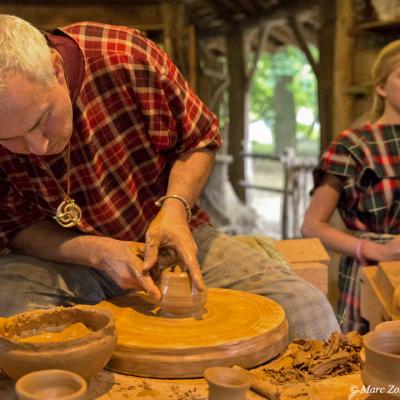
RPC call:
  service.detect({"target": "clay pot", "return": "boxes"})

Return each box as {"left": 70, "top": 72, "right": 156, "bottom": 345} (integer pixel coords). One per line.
{"left": 361, "top": 328, "right": 400, "bottom": 399}
{"left": 159, "top": 267, "right": 207, "bottom": 317}
{"left": 0, "top": 305, "right": 117, "bottom": 381}
{"left": 375, "top": 320, "right": 400, "bottom": 331}
{"left": 15, "top": 369, "right": 87, "bottom": 400}
{"left": 204, "top": 366, "right": 251, "bottom": 400}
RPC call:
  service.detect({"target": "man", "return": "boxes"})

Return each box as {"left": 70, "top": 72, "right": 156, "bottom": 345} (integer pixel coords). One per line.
{"left": 0, "top": 14, "right": 339, "bottom": 339}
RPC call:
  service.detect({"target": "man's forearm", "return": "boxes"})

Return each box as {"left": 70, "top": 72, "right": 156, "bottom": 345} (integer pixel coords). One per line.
{"left": 10, "top": 219, "right": 99, "bottom": 267}
{"left": 10, "top": 220, "right": 162, "bottom": 293}
{"left": 166, "top": 149, "right": 216, "bottom": 206}
{"left": 10, "top": 149, "right": 215, "bottom": 266}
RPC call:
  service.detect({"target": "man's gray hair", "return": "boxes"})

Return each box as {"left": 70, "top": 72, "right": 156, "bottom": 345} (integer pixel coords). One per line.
{"left": 0, "top": 14, "right": 55, "bottom": 94}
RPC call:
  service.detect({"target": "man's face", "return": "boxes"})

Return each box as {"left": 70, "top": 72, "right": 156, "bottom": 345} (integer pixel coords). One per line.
{"left": 0, "top": 71, "right": 73, "bottom": 155}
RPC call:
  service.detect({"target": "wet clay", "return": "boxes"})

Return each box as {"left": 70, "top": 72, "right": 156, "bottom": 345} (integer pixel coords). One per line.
{"left": 14, "top": 322, "right": 92, "bottom": 343}
{"left": 159, "top": 267, "right": 207, "bottom": 317}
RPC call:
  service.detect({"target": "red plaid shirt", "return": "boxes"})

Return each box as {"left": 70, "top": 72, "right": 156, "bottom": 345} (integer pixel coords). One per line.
{"left": 0, "top": 22, "right": 221, "bottom": 254}
{"left": 313, "top": 123, "right": 400, "bottom": 234}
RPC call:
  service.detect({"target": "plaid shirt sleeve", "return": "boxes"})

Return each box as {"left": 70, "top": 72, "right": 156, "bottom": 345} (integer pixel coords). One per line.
{"left": 119, "top": 33, "right": 221, "bottom": 158}
{"left": 313, "top": 129, "right": 359, "bottom": 189}
{"left": 159, "top": 56, "right": 221, "bottom": 157}
{"left": 60, "top": 22, "right": 221, "bottom": 159}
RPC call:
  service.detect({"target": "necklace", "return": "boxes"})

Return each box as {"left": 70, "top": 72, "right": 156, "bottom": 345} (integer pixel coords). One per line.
{"left": 42, "top": 143, "right": 82, "bottom": 228}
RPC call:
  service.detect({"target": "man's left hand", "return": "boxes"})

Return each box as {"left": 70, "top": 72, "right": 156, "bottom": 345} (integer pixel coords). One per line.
{"left": 143, "top": 208, "right": 205, "bottom": 292}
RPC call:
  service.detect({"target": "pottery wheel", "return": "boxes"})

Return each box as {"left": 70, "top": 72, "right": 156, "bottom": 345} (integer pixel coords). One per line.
{"left": 95, "top": 288, "right": 288, "bottom": 378}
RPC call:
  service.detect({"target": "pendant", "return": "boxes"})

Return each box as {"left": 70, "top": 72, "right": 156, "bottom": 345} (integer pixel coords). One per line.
{"left": 54, "top": 198, "right": 82, "bottom": 228}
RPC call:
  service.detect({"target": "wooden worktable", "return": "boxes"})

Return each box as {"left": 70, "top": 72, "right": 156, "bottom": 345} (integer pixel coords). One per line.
{"left": 0, "top": 367, "right": 366, "bottom": 399}
{"left": 0, "top": 238, "right": 351, "bottom": 398}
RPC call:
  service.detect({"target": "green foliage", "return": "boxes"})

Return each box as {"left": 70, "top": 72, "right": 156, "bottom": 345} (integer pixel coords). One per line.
{"left": 250, "top": 45, "right": 319, "bottom": 154}
{"left": 251, "top": 139, "right": 318, "bottom": 156}
{"left": 251, "top": 141, "right": 274, "bottom": 154}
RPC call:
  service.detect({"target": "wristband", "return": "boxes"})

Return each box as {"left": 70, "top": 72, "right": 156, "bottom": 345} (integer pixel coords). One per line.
{"left": 355, "top": 239, "right": 367, "bottom": 265}
{"left": 155, "top": 195, "right": 192, "bottom": 222}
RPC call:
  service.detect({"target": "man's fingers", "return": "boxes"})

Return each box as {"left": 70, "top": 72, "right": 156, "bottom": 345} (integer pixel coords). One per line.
{"left": 150, "top": 263, "right": 161, "bottom": 284}
{"left": 128, "top": 260, "right": 161, "bottom": 300}
{"left": 129, "top": 242, "right": 146, "bottom": 258}
{"left": 138, "top": 273, "right": 161, "bottom": 300}
{"left": 143, "top": 237, "right": 160, "bottom": 271}
{"left": 177, "top": 246, "right": 205, "bottom": 292}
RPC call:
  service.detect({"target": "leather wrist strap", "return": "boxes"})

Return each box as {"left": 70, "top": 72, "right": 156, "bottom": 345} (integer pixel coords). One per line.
{"left": 155, "top": 195, "right": 192, "bottom": 222}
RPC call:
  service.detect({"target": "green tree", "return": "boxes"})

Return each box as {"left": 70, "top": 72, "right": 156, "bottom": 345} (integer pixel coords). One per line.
{"left": 250, "top": 45, "right": 319, "bottom": 155}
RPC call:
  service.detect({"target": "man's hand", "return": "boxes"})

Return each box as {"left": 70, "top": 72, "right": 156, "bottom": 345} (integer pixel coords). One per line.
{"left": 142, "top": 149, "right": 215, "bottom": 292}
{"left": 95, "top": 238, "right": 161, "bottom": 300}
{"left": 10, "top": 220, "right": 162, "bottom": 300}
{"left": 143, "top": 208, "right": 205, "bottom": 292}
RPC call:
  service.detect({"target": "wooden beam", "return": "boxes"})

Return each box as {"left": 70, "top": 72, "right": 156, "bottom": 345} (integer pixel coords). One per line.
{"left": 210, "top": 79, "right": 230, "bottom": 110}
{"left": 267, "top": 25, "right": 296, "bottom": 46}
{"left": 196, "top": 0, "right": 316, "bottom": 38}
{"left": 207, "top": 0, "right": 237, "bottom": 26}
{"left": 1, "top": 0, "right": 175, "bottom": 3}
{"left": 200, "top": 54, "right": 230, "bottom": 110}
{"left": 0, "top": 3, "right": 165, "bottom": 31}
{"left": 246, "top": 24, "right": 268, "bottom": 90}
{"left": 232, "top": 0, "right": 257, "bottom": 15}
{"left": 239, "top": 0, "right": 316, "bottom": 31}
{"left": 288, "top": 15, "right": 318, "bottom": 76}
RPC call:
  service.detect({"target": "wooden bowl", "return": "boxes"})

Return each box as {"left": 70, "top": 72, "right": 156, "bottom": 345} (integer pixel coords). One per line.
{"left": 15, "top": 369, "right": 87, "bottom": 400}
{"left": 0, "top": 305, "right": 116, "bottom": 381}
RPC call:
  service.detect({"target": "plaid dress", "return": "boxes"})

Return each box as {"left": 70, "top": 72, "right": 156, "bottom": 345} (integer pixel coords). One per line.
{"left": 0, "top": 22, "right": 221, "bottom": 254}
{"left": 313, "top": 123, "right": 400, "bottom": 333}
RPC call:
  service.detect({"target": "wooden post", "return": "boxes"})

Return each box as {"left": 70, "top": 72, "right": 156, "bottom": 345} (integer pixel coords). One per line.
{"left": 332, "top": 0, "right": 356, "bottom": 142}
{"left": 318, "top": 0, "right": 336, "bottom": 152}
{"left": 186, "top": 25, "right": 197, "bottom": 89}
{"left": 226, "top": 27, "right": 247, "bottom": 201}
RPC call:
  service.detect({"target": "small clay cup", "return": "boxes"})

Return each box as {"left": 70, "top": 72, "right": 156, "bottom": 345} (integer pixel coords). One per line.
{"left": 361, "top": 328, "right": 400, "bottom": 399}
{"left": 375, "top": 320, "right": 400, "bottom": 331}
{"left": 15, "top": 369, "right": 87, "bottom": 400}
{"left": 204, "top": 366, "right": 251, "bottom": 400}
{"left": 0, "top": 305, "right": 117, "bottom": 381}
{"left": 159, "top": 267, "right": 207, "bottom": 317}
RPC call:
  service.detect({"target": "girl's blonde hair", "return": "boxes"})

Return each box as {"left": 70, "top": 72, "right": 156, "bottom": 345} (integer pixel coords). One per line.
{"left": 0, "top": 14, "right": 55, "bottom": 95}
{"left": 370, "top": 40, "right": 400, "bottom": 121}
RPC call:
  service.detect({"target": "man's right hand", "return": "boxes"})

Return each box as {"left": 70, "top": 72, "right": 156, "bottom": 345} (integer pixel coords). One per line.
{"left": 11, "top": 220, "right": 162, "bottom": 300}
{"left": 93, "top": 237, "right": 161, "bottom": 300}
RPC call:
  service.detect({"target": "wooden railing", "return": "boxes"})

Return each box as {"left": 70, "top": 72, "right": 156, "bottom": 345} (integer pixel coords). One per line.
{"left": 241, "top": 148, "right": 317, "bottom": 238}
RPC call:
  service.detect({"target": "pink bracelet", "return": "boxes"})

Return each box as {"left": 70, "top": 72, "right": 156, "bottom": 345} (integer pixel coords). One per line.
{"left": 355, "top": 239, "right": 367, "bottom": 265}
